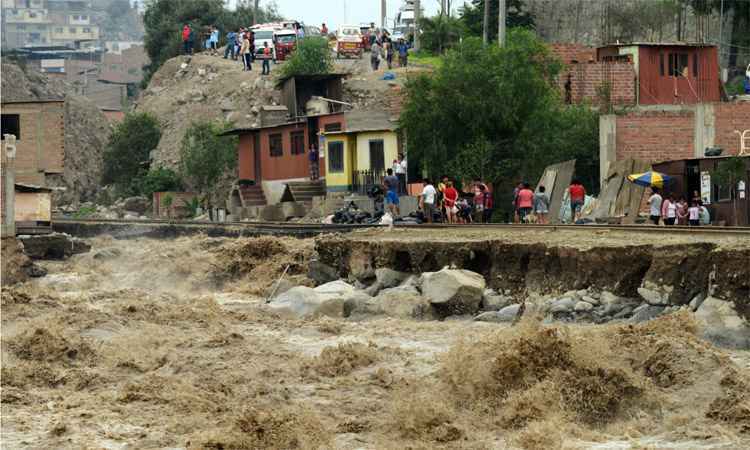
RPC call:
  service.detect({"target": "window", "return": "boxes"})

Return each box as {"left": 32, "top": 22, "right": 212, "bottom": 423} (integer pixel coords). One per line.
{"left": 328, "top": 141, "right": 344, "bottom": 172}
{"left": 83, "top": 27, "right": 91, "bottom": 33}
{"left": 69, "top": 27, "right": 77, "bottom": 33}
{"left": 668, "top": 53, "right": 689, "bottom": 77}
{"left": 29, "top": 11, "right": 37, "bottom": 18}
{"left": 369, "top": 140, "right": 385, "bottom": 172}
{"left": 17, "top": 24, "right": 26, "bottom": 30}
{"left": 55, "top": 27, "right": 63, "bottom": 33}
{"left": 693, "top": 55, "right": 698, "bottom": 77}
{"left": 659, "top": 53, "right": 664, "bottom": 76}
{"left": 290, "top": 131, "right": 305, "bottom": 155}
{"left": 324, "top": 122, "right": 342, "bottom": 132}
{"left": 269, "top": 133, "right": 283, "bottom": 157}
{"left": 1, "top": 114, "right": 21, "bottom": 140}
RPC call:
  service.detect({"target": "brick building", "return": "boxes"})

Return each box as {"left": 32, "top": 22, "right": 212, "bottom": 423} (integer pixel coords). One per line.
{"left": 551, "top": 42, "right": 722, "bottom": 108}
{"left": 0, "top": 99, "right": 65, "bottom": 187}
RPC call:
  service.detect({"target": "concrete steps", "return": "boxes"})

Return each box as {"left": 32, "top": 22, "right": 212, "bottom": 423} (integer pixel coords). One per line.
{"left": 280, "top": 180, "right": 327, "bottom": 203}
{"left": 239, "top": 185, "right": 267, "bottom": 207}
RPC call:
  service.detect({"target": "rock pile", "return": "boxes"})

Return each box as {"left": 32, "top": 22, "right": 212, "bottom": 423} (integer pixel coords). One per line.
{"left": 269, "top": 263, "right": 749, "bottom": 350}
{"left": 59, "top": 196, "right": 150, "bottom": 220}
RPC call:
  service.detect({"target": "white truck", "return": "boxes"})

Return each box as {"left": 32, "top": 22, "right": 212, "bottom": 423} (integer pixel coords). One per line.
{"left": 251, "top": 26, "right": 278, "bottom": 62}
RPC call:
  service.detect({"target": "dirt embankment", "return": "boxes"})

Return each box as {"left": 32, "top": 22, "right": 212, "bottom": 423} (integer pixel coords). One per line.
{"left": 2, "top": 235, "right": 749, "bottom": 449}
{"left": 1, "top": 238, "right": 31, "bottom": 286}
{"left": 1, "top": 60, "right": 110, "bottom": 204}
{"left": 317, "top": 231, "right": 750, "bottom": 314}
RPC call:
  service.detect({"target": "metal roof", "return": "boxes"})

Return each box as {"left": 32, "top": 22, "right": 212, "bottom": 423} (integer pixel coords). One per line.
{"left": 599, "top": 42, "right": 717, "bottom": 48}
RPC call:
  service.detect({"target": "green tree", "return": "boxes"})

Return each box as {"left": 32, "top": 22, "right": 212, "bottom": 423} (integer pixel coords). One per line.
{"left": 136, "top": 167, "right": 183, "bottom": 199}
{"left": 180, "top": 121, "right": 237, "bottom": 192}
{"left": 459, "top": 0, "right": 535, "bottom": 42}
{"left": 418, "top": 14, "right": 465, "bottom": 54}
{"left": 400, "top": 30, "right": 599, "bottom": 214}
{"left": 279, "top": 37, "right": 333, "bottom": 79}
{"left": 103, "top": 112, "right": 161, "bottom": 194}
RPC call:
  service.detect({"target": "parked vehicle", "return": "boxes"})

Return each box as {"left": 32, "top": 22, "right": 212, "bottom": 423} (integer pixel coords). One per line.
{"left": 274, "top": 29, "right": 297, "bottom": 61}
{"left": 251, "top": 26, "right": 278, "bottom": 62}
{"left": 336, "top": 24, "right": 363, "bottom": 59}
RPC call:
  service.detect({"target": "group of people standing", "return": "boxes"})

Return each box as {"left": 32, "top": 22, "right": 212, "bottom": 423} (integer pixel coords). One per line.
{"left": 648, "top": 188, "right": 710, "bottom": 226}
{"left": 418, "top": 177, "right": 494, "bottom": 224}
{"left": 513, "top": 182, "right": 553, "bottom": 224}
{"left": 370, "top": 31, "right": 410, "bottom": 71}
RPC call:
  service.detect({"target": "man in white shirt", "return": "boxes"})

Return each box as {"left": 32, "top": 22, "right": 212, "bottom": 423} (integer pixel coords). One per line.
{"left": 395, "top": 153, "right": 407, "bottom": 194}
{"left": 648, "top": 188, "right": 663, "bottom": 225}
{"left": 420, "top": 178, "right": 437, "bottom": 223}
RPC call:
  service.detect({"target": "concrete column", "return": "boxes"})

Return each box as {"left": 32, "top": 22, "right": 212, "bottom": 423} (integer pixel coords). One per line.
{"left": 693, "top": 103, "right": 715, "bottom": 158}
{"left": 599, "top": 114, "right": 617, "bottom": 189}
{"left": 2, "top": 138, "right": 16, "bottom": 238}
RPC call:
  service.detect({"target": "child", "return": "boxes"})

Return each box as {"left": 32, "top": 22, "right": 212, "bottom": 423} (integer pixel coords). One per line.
{"left": 261, "top": 42, "right": 271, "bottom": 75}
{"left": 688, "top": 201, "right": 701, "bottom": 226}
{"left": 534, "top": 185, "right": 549, "bottom": 224}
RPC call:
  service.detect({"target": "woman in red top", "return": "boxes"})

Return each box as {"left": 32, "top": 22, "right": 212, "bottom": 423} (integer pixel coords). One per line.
{"left": 568, "top": 179, "right": 586, "bottom": 223}
{"left": 516, "top": 182, "right": 535, "bottom": 223}
{"left": 443, "top": 180, "right": 459, "bottom": 224}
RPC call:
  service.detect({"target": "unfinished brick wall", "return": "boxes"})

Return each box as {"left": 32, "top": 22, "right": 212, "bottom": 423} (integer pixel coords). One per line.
{"left": 549, "top": 43, "right": 596, "bottom": 64}
{"left": 714, "top": 102, "right": 750, "bottom": 156}
{"left": 1, "top": 101, "right": 65, "bottom": 187}
{"left": 615, "top": 109, "right": 695, "bottom": 162}
{"left": 560, "top": 62, "right": 636, "bottom": 107}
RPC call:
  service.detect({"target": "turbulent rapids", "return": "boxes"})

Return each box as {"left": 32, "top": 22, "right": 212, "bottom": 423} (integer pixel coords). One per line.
{"left": 1, "top": 234, "right": 749, "bottom": 449}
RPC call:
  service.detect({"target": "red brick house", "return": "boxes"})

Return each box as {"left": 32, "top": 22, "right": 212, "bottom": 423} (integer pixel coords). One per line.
{"left": 597, "top": 43, "right": 721, "bottom": 105}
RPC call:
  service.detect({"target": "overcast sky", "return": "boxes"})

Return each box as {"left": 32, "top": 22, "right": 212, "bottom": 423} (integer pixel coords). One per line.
{"left": 227, "top": 0, "right": 445, "bottom": 32}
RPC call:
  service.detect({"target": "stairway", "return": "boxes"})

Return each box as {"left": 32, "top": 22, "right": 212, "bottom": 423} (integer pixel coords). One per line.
{"left": 239, "top": 184, "right": 267, "bottom": 207}
{"left": 280, "top": 180, "right": 327, "bottom": 203}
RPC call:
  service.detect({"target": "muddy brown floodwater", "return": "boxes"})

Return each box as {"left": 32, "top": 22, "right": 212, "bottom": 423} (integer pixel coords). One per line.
{"left": 2, "top": 234, "right": 749, "bottom": 450}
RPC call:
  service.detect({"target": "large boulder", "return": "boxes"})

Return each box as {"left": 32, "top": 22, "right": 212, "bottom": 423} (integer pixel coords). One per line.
{"left": 695, "top": 297, "right": 750, "bottom": 349}
{"left": 267, "top": 285, "right": 354, "bottom": 318}
{"left": 345, "top": 287, "right": 435, "bottom": 320}
{"left": 474, "top": 304, "right": 520, "bottom": 323}
{"left": 307, "top": 260, "right": 339, "bottom": 285}
{"left": 420, "top": 269, "right": 486, "bottom": 315}
{"left": 122, "top": 196, "right": 150, "bottom": 215}
{"left": 375, "top": 268, "right": 410, "bottom": 288}
{"left": 481, "top": 289, "right": 512, "bottom": 311}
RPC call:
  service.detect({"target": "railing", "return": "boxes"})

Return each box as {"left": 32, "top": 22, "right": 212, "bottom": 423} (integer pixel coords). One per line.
{"left": 352, "top": 169, "right": 385, "bottom": 195}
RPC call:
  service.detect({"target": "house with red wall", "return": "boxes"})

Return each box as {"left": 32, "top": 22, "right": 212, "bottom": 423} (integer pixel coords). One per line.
{"left": 597, "top": 43, "right": 721, "bottom": 105}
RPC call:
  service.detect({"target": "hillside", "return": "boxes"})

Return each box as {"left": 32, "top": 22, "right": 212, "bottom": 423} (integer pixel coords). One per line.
{"left": 136, "top": 52, "right": 408, "bottom": 170}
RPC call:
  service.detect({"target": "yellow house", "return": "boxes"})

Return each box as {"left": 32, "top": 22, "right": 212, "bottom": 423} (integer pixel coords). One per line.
{"left": 322, "top": 110, "right": 399, "bottom": 192}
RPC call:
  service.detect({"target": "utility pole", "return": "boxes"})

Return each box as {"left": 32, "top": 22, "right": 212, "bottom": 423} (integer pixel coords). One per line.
{"left": 483, "top": 0, "right": 490, "bottom": 45}
{"left": 498, "top": 0, "right": 506, "bottom": 47}
{"left": 413, "top": 0, "right": 420, "bottom": 51}
{"left": 381, "top": 0, "right": 386, "bottom": 30}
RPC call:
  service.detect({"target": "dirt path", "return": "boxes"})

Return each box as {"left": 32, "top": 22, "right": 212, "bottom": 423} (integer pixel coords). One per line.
{"left": 2, "top": 235, "right": 749, "bottom": 449}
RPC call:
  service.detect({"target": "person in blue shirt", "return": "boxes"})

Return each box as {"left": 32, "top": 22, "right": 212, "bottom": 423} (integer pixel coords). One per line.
{"left": 397, "top": 39, "right": 409, "bottom": 67}
{"left": 209, "top": 26, "right": 220, "bottom": 55}
{"left": 744, "top": 75, "right": 750, "bottom": 94}
{"left": 224, "top": 30, "right": 236, "bottom": 59}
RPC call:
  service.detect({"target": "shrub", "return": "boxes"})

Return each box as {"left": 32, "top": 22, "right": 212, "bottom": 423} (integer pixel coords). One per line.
{"left": 136, "top": 167, "right": 183, "bottom": 199}
{"left": 180, "top": 121, "right": 237, "bottom": 192}
{"left": 278, "top": 37, "right": 332, "bottom": 79}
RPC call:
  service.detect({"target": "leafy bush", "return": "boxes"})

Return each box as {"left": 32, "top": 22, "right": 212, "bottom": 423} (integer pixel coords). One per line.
{"left": 136, "top": 167, "right": 183, "bottom": 199}
{"left": 418, "top": 15, "right": 465, "bottom": 54}
{"left": 180, "top": 121, "right": 237, "bottom": 192}
{"left": 278, "top": 37, "right": 332, "bottom": 79}
{"left": 103, "top": 112, "right": 161, "bottom": 194}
